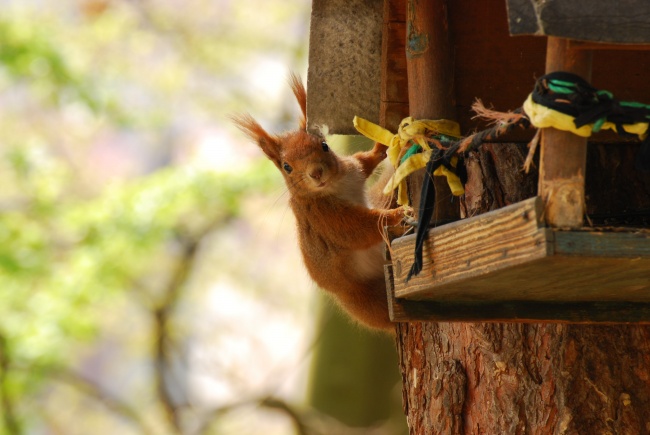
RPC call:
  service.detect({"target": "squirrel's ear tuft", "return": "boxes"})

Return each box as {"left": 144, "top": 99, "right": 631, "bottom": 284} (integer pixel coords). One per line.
{"left": 230, "top": 113, "right": 282, "bottom": 167}
{"left": 289, "top": 72, "right": 307, "bottom": 131}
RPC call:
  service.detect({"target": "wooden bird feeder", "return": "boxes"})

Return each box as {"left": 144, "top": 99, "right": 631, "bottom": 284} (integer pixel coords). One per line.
{"left": 307, "top": 0, "right": 650, "bottom": 323}
{"left": 386, "top": 197, "right": 650, "bottom": 323}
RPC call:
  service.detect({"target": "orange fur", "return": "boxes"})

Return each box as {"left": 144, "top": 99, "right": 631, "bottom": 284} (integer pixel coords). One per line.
{"left": 232, "top": 75, "right": 404, "bottom": 330}
{"left": 288, "top": 72, "right": 307, "bottom": 131}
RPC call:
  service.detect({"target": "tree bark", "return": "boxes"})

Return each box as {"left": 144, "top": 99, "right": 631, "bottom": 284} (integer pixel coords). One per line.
{"left": 396, "top": 143, "right": 650, "bottom": 434}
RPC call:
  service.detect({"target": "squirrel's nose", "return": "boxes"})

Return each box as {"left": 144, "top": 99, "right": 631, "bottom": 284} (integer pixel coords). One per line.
{"left": 309, "top": 167, "right": 323, "bottom": 180}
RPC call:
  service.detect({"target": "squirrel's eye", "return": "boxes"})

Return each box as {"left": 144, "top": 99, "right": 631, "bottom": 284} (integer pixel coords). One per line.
{"left": 283, "top": 162, "right": 293, "bottom": 174}
{"left": 321, "top": 141, "right": 330, "bottom": 152}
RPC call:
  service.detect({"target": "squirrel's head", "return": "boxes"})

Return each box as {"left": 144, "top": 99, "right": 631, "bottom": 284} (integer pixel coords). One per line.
{"left": 232, "top": 73, "right": 342, "bottom": 196}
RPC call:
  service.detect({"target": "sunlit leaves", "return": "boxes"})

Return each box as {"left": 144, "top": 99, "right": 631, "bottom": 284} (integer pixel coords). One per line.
{"left": 0, "top": 157, "right": 276, "bottom": 363}
{"left": 0, "top": 0, "right": 306, "bottom": 432}
{"left": 0, "top": 18, "right": 100, "bottom": 112}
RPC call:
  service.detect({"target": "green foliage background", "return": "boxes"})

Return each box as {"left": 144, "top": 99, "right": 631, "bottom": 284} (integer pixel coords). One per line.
{"left": 0, "top": 1, "right": 310, "bottom": 433}
{"left": 0, "top": 2, "right": 407, "bottom": 434}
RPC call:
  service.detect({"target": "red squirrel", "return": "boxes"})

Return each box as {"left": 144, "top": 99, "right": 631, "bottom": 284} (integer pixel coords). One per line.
{"left": 232, "top": 74, "right": 406, "bottom": 330}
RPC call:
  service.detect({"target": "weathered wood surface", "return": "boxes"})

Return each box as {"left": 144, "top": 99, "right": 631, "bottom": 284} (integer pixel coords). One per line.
{"left": 387, "top": 265, "right": 650, "bottom": 323}
{"left": 392, "top": 197, "right": 548, "bottom": 298}
{"left": 390, "top": 196, "right": 650, "bottom": 304}
{"left": 397, "top": 254, "right": 650, "bottom": 302}
{"left": 554, "top": 230, "right": 650, "bottom": 257}
{"left": 306, "top": 0, "right": 383, "bottom": 134}
{"left": 506, "top": 0, "right": 650, "bottom": 43}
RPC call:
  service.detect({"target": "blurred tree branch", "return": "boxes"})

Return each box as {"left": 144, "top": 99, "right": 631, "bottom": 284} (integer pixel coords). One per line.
{"left": 260, "top": 396, "right": 310, "bottom": 435}
{"left": 147, "top": 219, "right": 319, "bottom": 435}
{"left": 0, "top": 0, "right": 313, "bottom": 432}
{"left": 46, "top": 368, "right": 155, "bottom": 435}
{"left": 193, "top": 395, "right": 310, "bottom": 435}
{"left": 153, "top": 230, "right": 203, "bottom": 433}
{"left": 6, "top": 362, "right": 153, "bottom": 435}
{"left": 193, "top": 394, "right": 399, "bottom": 435}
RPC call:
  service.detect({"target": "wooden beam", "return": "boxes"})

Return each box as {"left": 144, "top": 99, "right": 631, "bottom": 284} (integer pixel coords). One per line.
{"left": 388, "top": 196, "right": 650, "bottom": 305}
{"left": 568, "top": 41, "right": 650, "bottom": 51}
{"left": 380, "top": 0, "right": 409, "bottom": 131}
{"left": 538, "top": 37, "right": 593, "bottom": 228}
{"left": 406, "top": 0, "right": 455, "bottom": 120}
{"left": 391, "top": 197, "right": 549, "bottom": 298}
{"left": 405, "top": 0, "right": 459, "bottom": 222}
{"left": 306, "top": 0, "right": 383, "bottom": 134}
{"left": 385, "top": 266, "right": 650, "bottom": 324}
{"left": 505, "top": 0, "right": 650, "bottom": 45}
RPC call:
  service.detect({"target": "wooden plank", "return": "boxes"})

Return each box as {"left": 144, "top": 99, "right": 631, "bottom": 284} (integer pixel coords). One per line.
{"left": 391, "top": 197, "right": 549, "bottom": 298}
{"left": 504, "top": 0, "right": 538, "bottom": 36}
{"left": 389, "top": 299, "right": 650, "bottom": 324}
{"left": 569, "top": 41, "right": 650, "bottom": 51}
{"left": 387, "top": 261, "right": 650, "bottom": 323}
{"left": 389, "top": 196, "right": 650, "bottom": 304}
{"left": 538, "top": 37, "right": 592, "bottom": 229}
{"left": 554, "top": 230, "right": 650, "bottom": 258}
{"left": 506, "top": 0, "right": 650, "bottom": 44}
{"left": 387, "top": 254, "right": 650, "bottom": 324}
{"left": 396, "top": 255, "right": 650, "bottom": 302}
{"left": 385, "top": 264, "right": 403, "bottom": 321}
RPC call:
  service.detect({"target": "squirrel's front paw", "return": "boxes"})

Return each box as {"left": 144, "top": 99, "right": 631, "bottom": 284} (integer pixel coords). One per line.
{"left": 401, "top": 205, "right": 414, "bottom": 220}
{"left": 400, "top": 206, "right": 418, "bottom": 227}
{"left": 384, "top": 206, "right": 412, "bottom": 226}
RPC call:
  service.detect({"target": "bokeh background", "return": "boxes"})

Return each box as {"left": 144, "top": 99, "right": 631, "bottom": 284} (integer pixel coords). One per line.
{"left": 0, "top": 1, "right": 405, "bottom": 434}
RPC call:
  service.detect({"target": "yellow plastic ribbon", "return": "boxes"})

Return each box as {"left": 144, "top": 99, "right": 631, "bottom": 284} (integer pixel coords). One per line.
{"left": 523, "top": 94, "right": 649, "bottom": 138}
{"left": 354, "top": 116, "right": 464, "bottom": 205}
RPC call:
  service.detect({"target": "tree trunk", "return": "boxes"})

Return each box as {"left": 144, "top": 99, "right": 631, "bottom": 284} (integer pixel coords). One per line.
{"left": 308, "top": 293, "right": 407, "bottom": 433}
{"left": 396, "top": 142, "right": 650, "bottom": 434}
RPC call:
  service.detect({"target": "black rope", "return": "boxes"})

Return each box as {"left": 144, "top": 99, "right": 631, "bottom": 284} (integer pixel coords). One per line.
{"left": 407, "top": 149, "right": 457, "bottom": 281}
{"left": 405, "top": 114, "right": 526, "bottom": 281}
{"left": 533, "top": 72, "right": 650, "bottom": 169}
